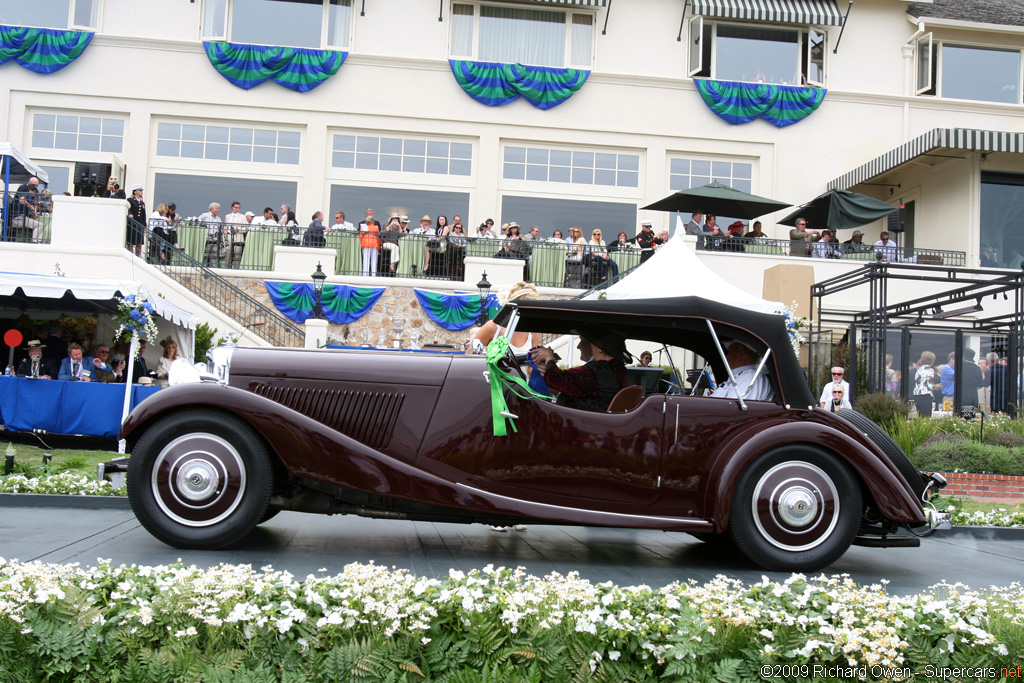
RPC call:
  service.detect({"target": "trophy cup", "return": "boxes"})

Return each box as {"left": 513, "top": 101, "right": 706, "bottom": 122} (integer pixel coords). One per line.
{"left": 360, "top": 328, "right": 371, "bottom": 346}
{"left": 409, "top": 328, "right": 422, "bottom": 350}
{"left": 391, "top": 317, "right": 407, "bottom": 350}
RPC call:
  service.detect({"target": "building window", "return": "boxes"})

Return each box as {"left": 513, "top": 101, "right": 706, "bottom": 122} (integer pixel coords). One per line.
{"left": 450, "top": 3, "right": 594, "bottom": 68}
{"left": 501, "top": 195, "right": 636, "bottom": 239}
{"left": 331, "top": 134, "right": 473, "bottom": 177}
{"left": 153, "top": 173, "right": 297, "bottom": 223}
{"left": 1, "top": 0, "right": 99, "bottom": 29}
{"left": 981, "top": 172, "right": 1024, "bottom": 268}
{"left": 156, "top": 123, "right": 300, "bottom": 165}
{"left": 203, "top": 0, "right": 351, "bottom": 50}
{"left": 503, "top": 146, "right": 639, "bottom": 188}
{"left": 688, "top": 19, "right": 825, "bottom": 87}
{"left": 917, "top": 38, "right": 1022, "bottom": 104}
{"left": 329, "top": 185, "right": 470, "bottom": 228}
{"left": 670, "top": 158, "right": 752, "bottom": 194}
{"left": 31, "top": 113, "right": 123, "bottom": 153}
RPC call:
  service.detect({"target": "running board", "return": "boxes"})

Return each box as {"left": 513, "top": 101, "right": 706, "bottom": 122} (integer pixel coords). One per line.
{"left": 852, "top": 535, "right": 921, "bottom": 548}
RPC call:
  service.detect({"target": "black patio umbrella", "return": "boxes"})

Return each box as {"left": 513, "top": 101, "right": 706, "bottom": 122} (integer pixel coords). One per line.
{"left": 641, "top": 181, "right": 791, "bottom": 219}
{"left": 778, "top": 188, "right": 899, "bottom": 230}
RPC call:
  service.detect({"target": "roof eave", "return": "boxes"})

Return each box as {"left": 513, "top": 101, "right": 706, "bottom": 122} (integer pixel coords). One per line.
{"left": 906, "top": 12, "right": 1024, "bottom": 35}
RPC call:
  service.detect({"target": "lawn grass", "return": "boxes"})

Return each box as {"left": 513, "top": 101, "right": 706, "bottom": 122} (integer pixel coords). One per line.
{"left": 2, "top": 442, "right": 119, "bottom": 479}
{"left": 935, "top": 495, "right": 1024, "bottom": 515}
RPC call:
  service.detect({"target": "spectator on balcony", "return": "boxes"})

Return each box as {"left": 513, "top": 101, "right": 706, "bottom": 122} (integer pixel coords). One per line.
{"left": 149, "top": 203, "right": 178, "bottom": 264}
{"left": 789, "top": 217, "right": 819, "bottom": 257}
{"left": 566, "top": 226, "right": 587, "bottom": 261}
{"left": 166, "top": 203, "right": 181, "bottom": 225}
{"left": 224, "top": 202, "right": 248, "bottom": 265}
{"left": 332, "top": 210, "right": 354, "bottom": 232}
{"left": 981, "top": 243, "right": 1001, "bottom": 268}
{"left": 475, "top": 219, "right": 495, "bottom": 237}
{"left": 103, "top": 176, "right": 126, "bottom": 200}
{"left": 281, "top": 210, "right": 299, "bottom": 244}
{"left": 424, "top": 214, "right": 451, "bottom": 275}
{"left": 842, "top": 230, "right": 869, "bottom": 254}
{"left": 588, "top": 229, "right": 617, "bottom": 282}
{"left": 744, "top": 221, "right": 766, "bottom": 240}
{"left": 126, "top": 184, "right": 146, "bottom": 257}
{"left": 359, "top": 211, "right": 381, "bottom": 277}
{"left": 637, "top": 222, "right": 657, "bottom": 262}
{"left": 498, "top": 223, "right": 523, "bottom": 259}
{"left": 874, "top": 231, "right": 898, "bottom": 261}
{"left": 724, "top": 221, "right": 746, "bottom": 252}
{"left": 16, "top": 340, "right": 56, "bottom": 379}
{"left": 399, "top": 215, "right": 410, "bottom": 232}
{"left": 198, "top": 202, "right": 223, "bottom": 266}
{"left": 552, "top": 229, "right": 564, "bottom": 240}
{"left": 812, "top": 231, "right": 838, "bottom": 259}
{"left": 608, "top": 231, "right": 630, "bottom": 252}
{"left": 705, "top": 215, "right": 726, "bottom": 252}
{"left": 252, "top": 207, "right": 273, "bottom": 228}
{"left": 379, "top": 214, "right": 403, "bottom": 273}
{"left": 684, "top": 211, "right": 703, "bottom": 236}
{"left": 452, "top": 215, "right": 465, "bottom": 234}
{"left": 304, "top": 211, "right": 327, "bottom": 248}
{"left": 522, "top": 225, "right": 540, "bottom": 242}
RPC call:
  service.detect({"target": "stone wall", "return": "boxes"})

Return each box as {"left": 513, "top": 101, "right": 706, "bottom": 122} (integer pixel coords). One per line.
{"left": 228, "top": 278, "right": 498, "bottom": 349}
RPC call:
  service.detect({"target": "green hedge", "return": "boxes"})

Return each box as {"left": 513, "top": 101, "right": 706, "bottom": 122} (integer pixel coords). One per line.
{"left": 911, "top": 434, "right": 1024, "bottom": 477}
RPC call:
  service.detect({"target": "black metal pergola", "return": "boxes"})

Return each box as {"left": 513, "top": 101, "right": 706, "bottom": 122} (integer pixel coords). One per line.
{"left": 810, "top": 261, "right": 1024, "bottom": 415}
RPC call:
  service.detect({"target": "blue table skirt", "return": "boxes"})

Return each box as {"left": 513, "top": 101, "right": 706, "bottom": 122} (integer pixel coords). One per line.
{"left": 0, "top": 376, "right": 161, "bottom": 438}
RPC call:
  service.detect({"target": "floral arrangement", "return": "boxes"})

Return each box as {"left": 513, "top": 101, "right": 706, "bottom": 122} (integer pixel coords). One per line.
{"left": 113, "top": 292, "right": 159, "bottom": 344}
{"left": 619, "top": 241, "right": 640, "bottom": 250}
{"left": 0, "top": 472, "right": 125, "bottom": 496}
{"left": 544, "top": 236, "right": 568, "bottom": 244}
{"left": 777, "top": 300, "right": 809, "bottom": 358}
{"left": 410, "top": 227, "right": 427, "bottom": 235}
{"left": 0, "top": 561, "right": 1016, "bottom": 680}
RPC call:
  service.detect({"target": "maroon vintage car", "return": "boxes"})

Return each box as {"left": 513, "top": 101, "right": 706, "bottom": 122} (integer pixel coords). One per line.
{"left": 122, "top": 296, "right": 948, "bottom": 571}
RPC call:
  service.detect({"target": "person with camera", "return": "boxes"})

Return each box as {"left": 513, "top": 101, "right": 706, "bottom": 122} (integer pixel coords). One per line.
{"left": 104, "top": 176, "right": 126, "bottom": 199}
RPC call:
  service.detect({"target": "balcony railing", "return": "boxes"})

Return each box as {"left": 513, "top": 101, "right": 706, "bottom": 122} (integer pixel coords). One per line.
{"left": 696, "top": 236, "right": 966, "bottom": 266}
{"left": 148, "top": 221, "right": 647, "bottom": 288}
{"left": 0, "top": 211, "right": 51, "bottom": 244}
{"left": 131, "top": 221, "right": 305, "bottom": 348}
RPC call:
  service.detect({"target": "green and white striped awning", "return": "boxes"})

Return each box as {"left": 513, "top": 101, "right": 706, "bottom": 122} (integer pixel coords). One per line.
{"left": 691, "top": 0, "right": 844, "bottom": 26}
{"left": 503, "top": 0, "right": 607, "bottom": 5}
{"left": 830, "top": 128, "right": 1024, "bottom": 190}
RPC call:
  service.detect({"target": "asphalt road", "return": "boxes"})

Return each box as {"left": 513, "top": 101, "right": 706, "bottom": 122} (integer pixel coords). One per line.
{"left": 1, "top": 499, "right": 1022, "bottom": 594}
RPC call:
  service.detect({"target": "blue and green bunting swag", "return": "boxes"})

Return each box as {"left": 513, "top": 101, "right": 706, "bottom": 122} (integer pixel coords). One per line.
{"left": 0, "top": 25, "right": 93, "bottom": 74}
{"left": 694, "top": 79, "right": 826, "bottom": 128}
{"left": 414, "top": 290, "right": 500, "bottom": 331}
{"left": 204, "top": 42, "right": 346, "bottom": 92}
{"left": 265, "top": 282, "right": 383, "bottom": 324}
{"left": 449, "top": 60, "right": 589, "bottom": 110}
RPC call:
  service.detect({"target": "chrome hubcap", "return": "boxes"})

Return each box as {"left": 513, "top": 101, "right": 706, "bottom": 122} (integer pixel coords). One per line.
{"left": 752, "top": 461, "right": 839, "bottom": 552}
{"left": 777, "top": 486, "right": 818, "bottom": 527}
{"left": 177, "top": 459, "right": 221, "bottom": 501}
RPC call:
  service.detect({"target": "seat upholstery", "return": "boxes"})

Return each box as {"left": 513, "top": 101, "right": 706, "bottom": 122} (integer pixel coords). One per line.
{"left": 607, "top": 385, "right": 644, "bottom": 413}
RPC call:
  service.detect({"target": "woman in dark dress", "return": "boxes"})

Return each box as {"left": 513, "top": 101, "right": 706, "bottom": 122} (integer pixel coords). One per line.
{"left": 126, "top": 184, "right": 146, "bottom": 257}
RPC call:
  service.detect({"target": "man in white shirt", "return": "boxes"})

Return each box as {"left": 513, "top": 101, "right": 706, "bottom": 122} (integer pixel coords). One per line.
{"left": 333, "top": 210, "right": 355, "bottom": 232}
{"left": 198, "top": 202, "right": 223, "bottom": 267}
{"left": 874, "top": 231, "right": 899, "bottom": 261}
{"left": 711, "top": 342, "right": 774, "bottom": 401}
{"left": 818, "top": 366, "right": 851, "bottom": 407}
{"left": 223, "top": 201, "right": 248, "bottom": 267}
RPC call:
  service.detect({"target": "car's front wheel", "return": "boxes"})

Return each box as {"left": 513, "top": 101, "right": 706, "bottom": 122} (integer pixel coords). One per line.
{"left": 127, "top": 409, "right": 273, "bottom": 549}
{"left": 729, "top": 446, "right": 861, "bottom": 572}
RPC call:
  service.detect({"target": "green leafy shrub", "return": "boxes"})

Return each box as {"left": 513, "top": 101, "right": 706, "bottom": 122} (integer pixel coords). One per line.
{"left": 885, "top": 418, "right": 939, "bottom": 457}
{"left": 911, "top": 435, "right": 1024, "bottom": 476}
{"left": 853, "top": 392, "right": 908, "bottom": 427}
{"left": 193, "top": 320, "right": 218, "bottom": 364}
{"left": 54, "top": 455, "right": 87, "bottom": 473}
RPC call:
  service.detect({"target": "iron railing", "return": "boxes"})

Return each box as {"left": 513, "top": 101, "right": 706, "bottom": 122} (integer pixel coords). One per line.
{"left": 0, "top": 211, "right": 51, "bottom": 244}
{"left": 696, "top": 236, "right": 966, "bottom": 266}
{"left": 129, "top": 219, "right": 304, "bottom": 347}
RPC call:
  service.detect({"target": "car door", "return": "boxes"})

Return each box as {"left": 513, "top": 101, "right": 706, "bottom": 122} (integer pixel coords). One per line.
{"left": 480, "top": 390, "right": 666, "bottom": 507}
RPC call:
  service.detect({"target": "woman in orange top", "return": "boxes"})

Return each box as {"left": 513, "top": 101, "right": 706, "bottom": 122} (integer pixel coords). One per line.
{"left": 360, "top": 216, "right": 381, "bottom": 276}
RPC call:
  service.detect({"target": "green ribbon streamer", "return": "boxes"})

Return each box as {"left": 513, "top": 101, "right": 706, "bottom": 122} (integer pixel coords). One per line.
{"left": 484, "top": 337, "right": 552, "bottom": 437}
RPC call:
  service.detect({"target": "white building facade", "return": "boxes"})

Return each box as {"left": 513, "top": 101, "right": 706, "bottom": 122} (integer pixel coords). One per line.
{"left": 2, "top": 0, "right": 1023, "bottom": 275}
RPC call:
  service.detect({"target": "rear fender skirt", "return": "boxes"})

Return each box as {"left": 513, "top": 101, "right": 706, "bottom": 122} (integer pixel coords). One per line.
{"left": 121, "top": 385, "right": 713, "bottom": 531}
{"left": 705, "top": 422, "right": 925, "bottom": 532}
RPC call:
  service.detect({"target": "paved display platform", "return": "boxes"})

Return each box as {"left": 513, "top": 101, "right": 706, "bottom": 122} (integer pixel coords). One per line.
{"left": 0, "top": 503, "right": 1021, "bottom": 594}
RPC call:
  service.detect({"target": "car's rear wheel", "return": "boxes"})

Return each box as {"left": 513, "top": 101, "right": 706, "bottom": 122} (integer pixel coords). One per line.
{"left": 837, "top": 410, "right": 928, "bottom": 500}
{"left": 729, "top": 446, "right": 861, "bottom": 572}
{"left": 127, "top": 409, "right": 273, "bottom": 549}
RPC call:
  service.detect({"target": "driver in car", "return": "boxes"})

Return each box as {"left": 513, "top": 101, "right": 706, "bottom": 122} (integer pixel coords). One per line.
{"left": 710, "top": 341, "right": 774, "bottom": 401}
{"left": 531, "top": 328, "right": 627, "bottom": 411}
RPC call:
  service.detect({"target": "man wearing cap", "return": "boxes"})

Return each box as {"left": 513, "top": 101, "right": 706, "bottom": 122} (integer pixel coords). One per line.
{"left": 10, "top": 176, "right": 44, "bottom": 241}
{"left": 842, "top": 230, "right": 869, "bottom": 254}
{"left": 711, "top": 342, "right": 774, "bottom": 401}
{"left": 532, "top": 329, "right": 628, "bottom": 411}
{"left": 16, "top": 340, "right": 56, "bottom": 379}
{"left": 637, "top": 222, "right": 657, "bottom": 262}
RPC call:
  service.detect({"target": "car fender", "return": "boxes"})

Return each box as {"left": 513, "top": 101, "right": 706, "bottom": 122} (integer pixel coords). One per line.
{"left": 704, "top": 420, "right": 925, "bottom": 532}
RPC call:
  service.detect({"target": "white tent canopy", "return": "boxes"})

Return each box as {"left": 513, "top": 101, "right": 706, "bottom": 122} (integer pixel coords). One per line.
{"left": 586, "top": 221, "right": 784, "bottom": 315}
{"left": 0, "top": 272, "right": 197, "bottom": 360}
{"left": 0, "top": 143, "right": 49, "bottom": 184}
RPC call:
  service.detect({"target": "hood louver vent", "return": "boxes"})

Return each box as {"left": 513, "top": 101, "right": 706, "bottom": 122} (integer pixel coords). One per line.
{"left": 253, "top": 384, "right": 404, "bottom": 450}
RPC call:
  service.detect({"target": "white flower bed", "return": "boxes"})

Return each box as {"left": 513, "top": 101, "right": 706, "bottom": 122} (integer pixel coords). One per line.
{"left": 0, "top": 560, "right": 1018, "bottom": 680}
{"left": 0, "top": 472, "right": 125, "bottom": 496}
{"left": 941, "top": 504, "right": 1024, "bottom": 528}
